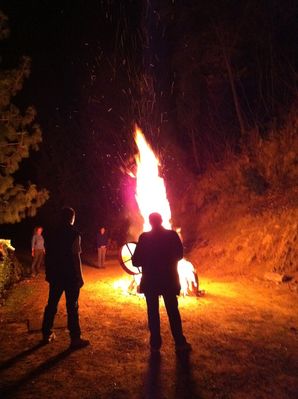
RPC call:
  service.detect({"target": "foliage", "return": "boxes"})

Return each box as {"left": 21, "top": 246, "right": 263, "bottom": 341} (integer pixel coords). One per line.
{"left": 0, "top": 239, "right": 24, "bottom": 301}
{"left": 0, "top": 10, "right": 48, "bottom": 224}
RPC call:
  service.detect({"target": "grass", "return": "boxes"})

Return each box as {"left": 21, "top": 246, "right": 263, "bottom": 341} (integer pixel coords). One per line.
{"left": 0, "top": 256, "right": 297, "bottom": 399}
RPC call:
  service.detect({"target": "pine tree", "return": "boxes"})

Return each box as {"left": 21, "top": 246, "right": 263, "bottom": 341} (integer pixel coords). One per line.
{"left": 0, "top": 11, "right": 48, "bottom": 224}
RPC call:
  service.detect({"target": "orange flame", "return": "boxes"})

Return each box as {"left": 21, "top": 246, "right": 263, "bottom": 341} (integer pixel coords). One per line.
{"left": 134, "top": 126, "right": 171, "bottom": 231}
{"left": 133, "top": 126, "right": 197, "bottom": 296}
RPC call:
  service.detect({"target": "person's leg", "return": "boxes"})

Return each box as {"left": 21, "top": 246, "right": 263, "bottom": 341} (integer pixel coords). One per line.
{"left": 42, "top": 284, "right": 63, "bottom": 338}
{"left": 35, "top": 250, "right": 44, "bottom": 274}
{"left": 97, "top": 247, "right": 101, "bottom": 268}
{"left": 31, "top": 254, "right": 38, "bottom": 275}
{"left": 162, "top": 293, "right": 187, "bottom": 346}
{"left": 101, "top": 246, "right": 106, "bottom": 267}
{"left": 145, "top": 293, "right": 162, "bottom": 350}
{"left": 98, "top": 247, "right": 106, "bottom": 268}
{"left": 65, "top": 285, "right": 81, "bottom": 340}
{"left": 65, "top": 285, "right": 89, "bottom": 349}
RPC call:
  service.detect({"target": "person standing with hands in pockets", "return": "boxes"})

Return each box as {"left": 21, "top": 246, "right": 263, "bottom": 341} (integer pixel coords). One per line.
{"left": 41, "top": 207, "right": 89, "bottom": 349}
{"left": 31, "top": 226, "right": 45, "bottom": 276}
{"left": 96, "top": 227, "right": 108, "bottom": 268}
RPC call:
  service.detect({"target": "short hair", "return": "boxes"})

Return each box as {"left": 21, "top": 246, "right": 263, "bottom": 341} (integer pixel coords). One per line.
{"left": 61, "top": 207, "right": 75, "bottom": 224}
{"left": 149, "top": 212, "right": 163, "bottom": 227}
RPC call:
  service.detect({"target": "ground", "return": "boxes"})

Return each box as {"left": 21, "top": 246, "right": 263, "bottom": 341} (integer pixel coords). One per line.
{"left": 0, "top": 256, "right": 297, "bottom": 399}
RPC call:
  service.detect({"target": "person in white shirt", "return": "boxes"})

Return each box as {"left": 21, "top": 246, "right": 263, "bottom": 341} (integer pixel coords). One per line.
{"left": 31, "top": 226, "right": 45, "bottom": 276}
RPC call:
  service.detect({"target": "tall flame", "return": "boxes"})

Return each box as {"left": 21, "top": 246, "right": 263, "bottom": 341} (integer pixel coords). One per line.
{"left": 133, "top": 126, "right": 197, "bottom": 296}
{"left": 134, "top": 127, "right": 171, "bottom": 231}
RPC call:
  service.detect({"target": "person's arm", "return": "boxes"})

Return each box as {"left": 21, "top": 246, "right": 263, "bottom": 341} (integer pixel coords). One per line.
{"left": 31, "top": 235, "right": 36, "bottom": 257}
{"left": 44, "top": 232, "right": 55, "bottom": 283}
{"left": 132, "top": 234, "right": 146, "bottom": 267}
{"left": 72, "top": 234, "right": 84, "bottom": 287}
{"left": 173, "top": 231, "right": 184, "bottom": 261}
{"left": 42, "top": 236, "right": 46, "bottom": 254}
{"left": 72, "top": 235, "right": 82, "bottom": 255}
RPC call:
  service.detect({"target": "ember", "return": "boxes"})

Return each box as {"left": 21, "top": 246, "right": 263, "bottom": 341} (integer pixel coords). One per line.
{"left": 118, "top": 127, "right": 199, "bottom": 296}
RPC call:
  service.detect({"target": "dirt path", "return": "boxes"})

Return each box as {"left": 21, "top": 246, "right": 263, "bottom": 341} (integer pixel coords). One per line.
{"left": 0, "top": 258, "right": 297, "bottom": 399}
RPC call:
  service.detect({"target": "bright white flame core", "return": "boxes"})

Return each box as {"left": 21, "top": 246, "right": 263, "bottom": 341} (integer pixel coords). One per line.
{"left": 178, "top": 259, "right": 197, "bottom": 296}
{"left": 133, "top": 126, "right": 197, "bottom": 296}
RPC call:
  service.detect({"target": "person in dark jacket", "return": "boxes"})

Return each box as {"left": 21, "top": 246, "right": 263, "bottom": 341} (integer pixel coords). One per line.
{"left": 132, "top": 212, "right": 191, "bottom": 353}
{"left": 96, "top": 227, "right": 108, "bottom": 268}
{"left": 41, "top": 207, "right": 89, "bottom": 349}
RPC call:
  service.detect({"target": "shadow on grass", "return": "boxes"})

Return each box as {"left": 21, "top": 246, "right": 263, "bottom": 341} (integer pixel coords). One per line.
{"left": 0, "top": 342, "right": 45, "bottom": 371}
{"left": 142, "top": 351, "right": 202, "bottom": 399}
{"left": 0, "top": 348, "right": 73, "bottom": 398}
{"left": 175, "top": 351, "right": 202, "bottom": 399}
{"left": 143, "top": 352, "right": 162, "bottom": 399}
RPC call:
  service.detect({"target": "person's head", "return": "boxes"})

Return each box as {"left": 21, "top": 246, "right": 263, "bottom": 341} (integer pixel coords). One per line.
{"left": 100, "top": 227, "right": 105, "bottom": 234}
{"left": 35, "top": 226, "right": 43, "bottom": 235}
{"left": 149, "top": 212, "right": 163, "bottom": 230}
{"left": 61, "top": 207, "right": 75, "bottom": 225}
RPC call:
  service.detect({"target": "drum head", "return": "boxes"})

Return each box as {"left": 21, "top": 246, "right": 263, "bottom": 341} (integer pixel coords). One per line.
{"left": 119, "top": 242, "right": 142, "bottom": 275}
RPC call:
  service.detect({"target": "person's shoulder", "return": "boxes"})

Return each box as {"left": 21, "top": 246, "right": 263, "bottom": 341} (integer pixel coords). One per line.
{"left": 70, "top": 225, "right": 80, "bottom": 237}
{"left": 61, "top": 224, "right": 80, "bottom": 239}
{"left": 71, "top": 225, "right": 79, "bottom": 233}
{"left": 139, "top": 231, "right": 150, "bottom": 240}
{"left": 164, "top": 228, "right": 177, "bottom": 236}
{"left": 165, "top": 229, "right": 180, "bottom": 240}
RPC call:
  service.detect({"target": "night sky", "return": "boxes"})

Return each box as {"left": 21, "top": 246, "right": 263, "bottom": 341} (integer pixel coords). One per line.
{"left": 1, "top": 0, "right": 139, "bottom": 246}
{"left": 1, "top": 0, "right": 297, "bottom": 248}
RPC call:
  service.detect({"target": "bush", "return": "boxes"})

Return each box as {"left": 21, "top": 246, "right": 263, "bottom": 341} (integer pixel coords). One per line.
{"left": 0, "top": 239, "right": 24, "bottom": 302}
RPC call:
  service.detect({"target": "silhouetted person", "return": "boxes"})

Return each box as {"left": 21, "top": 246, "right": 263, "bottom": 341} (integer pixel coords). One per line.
{"left": 31, "top": 226, "right": 45, "bottom": 276}
{"left": 132, "top": 212, "right": 191, "bottom": 353}
{"left": 41, "top": 207, "right": 89, "bottom": 350}
{"left": 96, "top": 227, "right": 108, "bottom": 268}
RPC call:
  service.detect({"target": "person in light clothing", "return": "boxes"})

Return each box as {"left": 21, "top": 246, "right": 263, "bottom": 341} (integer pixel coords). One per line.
{"left": 31, "top": 226, "right": 45, "bottom": 276}
{"left": 96, "top": 227, "right": 108, "bottom": 268}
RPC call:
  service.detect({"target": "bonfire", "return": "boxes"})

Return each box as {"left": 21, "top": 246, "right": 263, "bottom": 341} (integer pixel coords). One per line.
{"left": 117, "top": 126, "right": 199, "bottom": 296}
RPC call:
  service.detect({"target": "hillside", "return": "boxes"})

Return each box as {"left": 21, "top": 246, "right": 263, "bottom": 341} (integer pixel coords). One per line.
{"left": 175, "top": 110, "right": 298, "bottom": 281}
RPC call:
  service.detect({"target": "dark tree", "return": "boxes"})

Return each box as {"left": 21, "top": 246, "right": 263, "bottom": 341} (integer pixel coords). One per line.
{"left": 0, "top": 11, "right": 48, "bottom": 224}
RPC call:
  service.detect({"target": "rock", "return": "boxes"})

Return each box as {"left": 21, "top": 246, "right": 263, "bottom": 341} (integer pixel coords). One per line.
{"left": 289, "top": 326, "right": 297, "bottom": 335}
{"left": 264, "top": 272, "right": 284, "bottom": 283}
{"left": 264, "top": 272, "right": 294, "bottom": 283}
{"left": 282, "top": 274, "right": 293, "bottom": 282}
